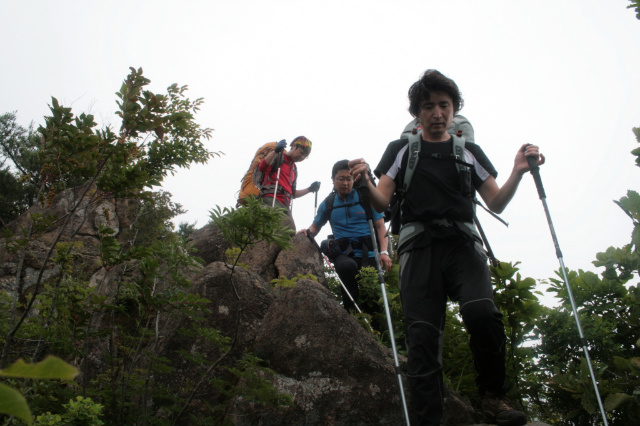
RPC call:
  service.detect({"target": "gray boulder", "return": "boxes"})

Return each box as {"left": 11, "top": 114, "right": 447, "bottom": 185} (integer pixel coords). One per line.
{"left": 249, "top": 279, "right": 407, "bottom": 425}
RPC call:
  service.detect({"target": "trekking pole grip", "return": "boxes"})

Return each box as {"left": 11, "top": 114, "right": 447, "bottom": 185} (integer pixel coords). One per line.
{"left": 524, "top": 145, "right": 546, "bottom": 199}
{"left": 355, "top": 171, "right": 376, "bottom": 222}
{"left": 355, "top": 170, "right": 368, "bottom": 190}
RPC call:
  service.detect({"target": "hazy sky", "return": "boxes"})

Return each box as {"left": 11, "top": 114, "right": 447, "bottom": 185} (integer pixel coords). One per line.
{"left": 2, "top": 0, "right": 640, "bottom": 304}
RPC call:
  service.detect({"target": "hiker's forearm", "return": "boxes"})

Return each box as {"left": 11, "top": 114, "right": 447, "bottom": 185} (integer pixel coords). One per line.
{"left": 294, "top": 187, "right": 310, "bottom": 198}
{"left": 368, "top": 175, "right": 395, "bottom": 213}
{"left": 261, "top": 149, "right": 284, "bottom": 171}
{"left": 478, "top": 174, "right": 522, "bottom": 214}
{"left": 374, "top": 218, "right": 388, "bottom": 252}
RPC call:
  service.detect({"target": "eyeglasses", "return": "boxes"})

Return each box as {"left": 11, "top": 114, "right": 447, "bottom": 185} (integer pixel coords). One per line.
{"left": 334, "top": 177, "right": 353, "bottom": 183}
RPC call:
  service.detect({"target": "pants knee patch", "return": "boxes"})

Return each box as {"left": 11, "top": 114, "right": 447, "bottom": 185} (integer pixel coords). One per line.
{"left": 461, "top": 299, "right": 506, "bottom": 353}
{"left": 460, "top": 298, "right": 501, "bottom": 323}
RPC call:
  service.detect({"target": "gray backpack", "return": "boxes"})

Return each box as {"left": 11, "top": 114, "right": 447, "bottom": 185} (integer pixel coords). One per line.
{"left": 401, "top": 114, "right": 474, "bottom": 142}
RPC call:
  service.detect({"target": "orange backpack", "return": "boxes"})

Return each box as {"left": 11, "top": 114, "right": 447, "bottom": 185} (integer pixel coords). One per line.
{"left": 237, "top": 142, "right": 277, "bottom": 205}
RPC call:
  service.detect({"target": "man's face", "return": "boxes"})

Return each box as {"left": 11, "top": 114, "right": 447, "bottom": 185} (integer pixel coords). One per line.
{"left": 418, "top": 91, "right": 455, "bottom": 142}
{"left": 288, "top": 146, "right": 309, "bottom": 162}
{"left": 333, "top": 169, "right": 353, "bottom": 198}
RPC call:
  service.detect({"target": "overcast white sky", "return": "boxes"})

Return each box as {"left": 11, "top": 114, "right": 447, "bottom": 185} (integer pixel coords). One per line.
{"left": 2, "top": 0, "right": 640, "bottom": 305}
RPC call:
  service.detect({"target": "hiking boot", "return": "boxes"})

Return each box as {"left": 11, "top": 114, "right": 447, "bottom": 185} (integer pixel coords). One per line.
{"left": 481, "top": 392, "right": 527, "bottom": 426}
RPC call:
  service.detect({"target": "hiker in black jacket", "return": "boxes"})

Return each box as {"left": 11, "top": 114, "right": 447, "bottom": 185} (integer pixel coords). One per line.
{"left": 349, "top": 69, "right": 544, "bottom": 426}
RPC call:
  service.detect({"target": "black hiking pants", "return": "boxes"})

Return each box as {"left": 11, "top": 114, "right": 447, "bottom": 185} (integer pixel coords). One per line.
{"left": 398, "top": 233, "right": 507, "bottom": 426}
{"left": 333, "top": 254, "right": 375, "bottom": 315}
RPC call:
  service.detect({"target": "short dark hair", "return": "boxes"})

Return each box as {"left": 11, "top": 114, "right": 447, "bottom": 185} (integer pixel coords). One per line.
{"left": 408, "top": 69, "right": 464, "bottom": 117}
{"left": 331, "top": 159, "right": 349, "bottom": 179}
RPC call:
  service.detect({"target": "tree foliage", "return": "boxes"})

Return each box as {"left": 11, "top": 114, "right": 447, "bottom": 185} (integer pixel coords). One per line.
{"left": 209, "top": 196, "right": 294, "bottom": 271}
{"left": 0, "top": 356, "right": 78, "bottom": 425}
{"left": 37, "top": 67, "right": 215, "bottom": 201}
{"left": 0, "top": 113, "right": 40, "bottom": 225}
{"left": 629, "top": 0, "right": 640, "bottom": 19}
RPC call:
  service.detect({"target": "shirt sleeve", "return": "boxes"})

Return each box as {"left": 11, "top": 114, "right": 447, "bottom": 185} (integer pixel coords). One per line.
{"left": 312, "top": 201, "right": 329, "bottom": 230}
{"left": 373, "top": 209, "right": 384, "bottom": 222}
{"left": 465, "top": 142, "right": 498, "bottom": 188}
{"left": 258, "top": 157, "right": 272, "bottom": 173}
{"left": 374, "top": 139, "right": 408, "bottom": 183}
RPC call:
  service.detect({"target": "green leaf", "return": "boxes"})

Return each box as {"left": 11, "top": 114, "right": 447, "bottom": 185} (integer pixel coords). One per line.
{"left": 628, "top": 1, "right": 640, "bottom": 19}
{"left": 0, "top": 383, "right": 33, "bottom": 425}
{"left": 604, "top": 392, "right": 633, "bottom": 411}
{"left": 617, "top": 190, "right": 640, "bottom": 222}
{"left": 0, "top": 355, "right": 78, "bottom": 380}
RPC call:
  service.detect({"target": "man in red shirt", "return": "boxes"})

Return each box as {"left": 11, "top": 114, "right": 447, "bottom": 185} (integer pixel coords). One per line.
{"left": 258, "top": 136, "right": 320, "bottom": 213}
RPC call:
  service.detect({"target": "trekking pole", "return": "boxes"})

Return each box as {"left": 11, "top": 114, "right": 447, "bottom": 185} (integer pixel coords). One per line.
{"left": 314, "top": 191, "right": 318, "bottom": 218}
{"left": 473, "top": 216, "right": 499, "bottom": 268}
{"left": 471, "top": 199, "right": 508, "bottom": 268}
{"left": 305, "top": 233, "right": 374, "bottom": 332}
{"left": 524, "top": 147, "right": 609, "bottom": 426}
{"left": 357, "top": 180, "right": 411, "bottom": 426}
{"left": 272, "top": 167, "right": 282, "bottom": 208}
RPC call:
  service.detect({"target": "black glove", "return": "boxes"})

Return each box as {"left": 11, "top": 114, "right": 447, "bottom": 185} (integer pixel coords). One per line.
{"left": 274, "top": 139, "right": 287, "bottom": 153}
{"left": 309, "top": 181, "right": 321, "bottom": 193}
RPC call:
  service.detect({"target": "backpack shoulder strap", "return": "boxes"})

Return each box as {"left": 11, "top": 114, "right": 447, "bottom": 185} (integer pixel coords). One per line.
{"left": 452, "top": 134, "right": 466, "bottom": 174}
{"left": 402, "top": 132, "right": 421, "bottom": 193}
{"left": 325, "top": 190, "right": 369, "bottom": 225}
{"left": 402, "top": 133, "right": 468, "bottom": 193}
{"left": 323, "top": 192, "right": 337, "bottom": 222}
{"left": 290, "top": 160, "right": 298, "bottom": 192}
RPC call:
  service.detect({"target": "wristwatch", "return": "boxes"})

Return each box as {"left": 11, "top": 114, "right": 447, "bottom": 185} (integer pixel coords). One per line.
{"left": 380, "top": 250, "right": 389, "bottom": 256}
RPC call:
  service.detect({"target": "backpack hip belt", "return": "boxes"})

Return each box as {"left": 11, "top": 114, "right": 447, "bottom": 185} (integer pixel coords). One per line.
{"left": 260, "top": 184, "right": 293, "bottom": 201}
{"left": 398, "top": 219, "right": 482, "bottom": 248}
{"left": 335, "top": 236, "right": 373, "bottom": 253}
